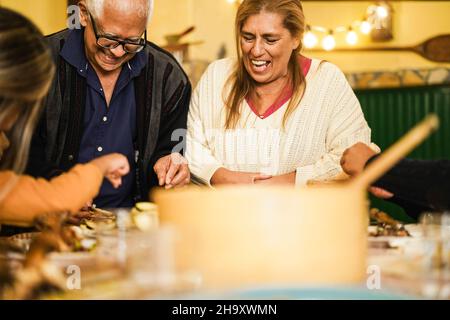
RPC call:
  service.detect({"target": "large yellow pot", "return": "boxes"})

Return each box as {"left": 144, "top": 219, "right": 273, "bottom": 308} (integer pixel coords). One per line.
{"left": 155, "top": 184, "right": 369, "bottom": 289}
{"left": 153, "top": 115, "right": 438, "bottom": 290}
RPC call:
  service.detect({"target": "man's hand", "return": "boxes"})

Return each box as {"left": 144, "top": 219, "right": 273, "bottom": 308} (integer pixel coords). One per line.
{"left": 154, "top": 153, "right": 190, "bottom": 189}
{"left": 341, "top": 142, "right": 379, "bottom": 176}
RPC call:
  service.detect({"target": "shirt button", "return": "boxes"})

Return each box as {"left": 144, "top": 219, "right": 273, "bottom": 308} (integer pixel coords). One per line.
{"left": 103, "top": 116, "right": 108, "bottom": 122}
{"left": 260, "top": 115, "right": 264, "bottom": 119}
{"left": 97, "top": 147, "right": 103, "bottom": 152}
{"left": 100, "top": 88, "right": 103, "bottom": 91}
{"left": 68, "top": 155, "right": 74, "bottom": 161}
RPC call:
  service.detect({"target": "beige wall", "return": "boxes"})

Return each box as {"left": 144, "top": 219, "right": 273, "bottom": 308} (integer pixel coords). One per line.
{"left": 183, "top": 0, "right": 237, "bottom": 63}
{"left": 149, "top": 0, "right": 237, "bottom": 63}
{"left": 149, "top": 0, "right": 192, "bottom": 44}
{"left": 148, "top": 0, "right": 450, "bottom": 72}
{"left": 302, "top": 1, "right": 450, "bottom": 72}
{"left": 0, "top": 0, "right": 67, "bottom": 35}
{"left": 2, "top": 0, "right": 449, "bottom": 72}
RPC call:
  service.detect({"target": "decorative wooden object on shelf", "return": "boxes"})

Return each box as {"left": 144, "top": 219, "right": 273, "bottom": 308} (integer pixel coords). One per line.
{"left": 162, "top": 41, "right": 204, "bottom": 64}
{"left": 162, "top": 26, "right": 200, "bottom": 64}
{"left": 307, "top": 34, "right": 450, "bottom": 63}
{"left": 367, "top": 1, "right": 394, "bottom": 41}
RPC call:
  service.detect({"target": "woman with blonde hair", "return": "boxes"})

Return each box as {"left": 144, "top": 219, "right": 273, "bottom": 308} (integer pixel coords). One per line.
{"left": 187, "top": 0, "right": 372, "bottom": 186}
{"left": 0, "top": 8, "right": 129, "bottom": 227}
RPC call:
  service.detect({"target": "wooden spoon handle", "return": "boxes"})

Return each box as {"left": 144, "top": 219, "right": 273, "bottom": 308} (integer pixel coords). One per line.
{"left": 306, "top": 34, "right": 450, "bottom": 63}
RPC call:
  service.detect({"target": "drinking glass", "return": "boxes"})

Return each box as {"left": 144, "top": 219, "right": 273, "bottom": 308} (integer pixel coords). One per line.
{"left": 420, "top": 211, "right": 450, "bottom": 299}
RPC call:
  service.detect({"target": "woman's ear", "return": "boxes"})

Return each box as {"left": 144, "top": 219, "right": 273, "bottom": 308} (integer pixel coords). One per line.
{"left": 77, "top": 1, "right": 89, "bottom": 28}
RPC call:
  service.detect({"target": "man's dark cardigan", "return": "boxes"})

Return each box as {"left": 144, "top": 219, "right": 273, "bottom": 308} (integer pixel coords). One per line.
{"left": 26, "top": 29, "right": 192, "bottom": 202}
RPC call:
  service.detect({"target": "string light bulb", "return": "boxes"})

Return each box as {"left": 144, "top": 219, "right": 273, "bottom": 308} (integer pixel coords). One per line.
{"left": 360, "top": 20, "right": 372, "bottom": 34}
{"left": 322, "top": 31, "right": 336, "bottom": 51}
{"left": 227, "top": 0, "right": 242, "bottom": 5}
{"left": 346, "top": 27, "right": 358, "bottom": 45}
{"left": 303, "top": 25, "right": 318, "bottom": 48}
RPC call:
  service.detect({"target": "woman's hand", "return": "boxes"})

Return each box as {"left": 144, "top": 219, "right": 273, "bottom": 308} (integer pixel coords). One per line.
{"left": 254, "top": 172, "right": 296, "bottom": 185}
{"left": 211, "top": 168, "right": 272, "bottom": 185}
{"left": 341, "top": 142, "right": 378, "bottom": 176}
{"left": 341, "top": 143, "right": 394, "bottom": 199}
{"left": 90, "top": 153, "right": 130, "bottom": 188}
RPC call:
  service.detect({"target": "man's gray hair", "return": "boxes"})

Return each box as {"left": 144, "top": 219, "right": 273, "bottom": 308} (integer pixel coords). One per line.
{"left": 86, "top": 0, "right": 154, "bottom": 24}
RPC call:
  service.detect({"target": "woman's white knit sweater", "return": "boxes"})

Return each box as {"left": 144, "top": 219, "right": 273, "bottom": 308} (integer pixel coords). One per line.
{"left": 186, "top": 58, "right": 372, "bottom": 186}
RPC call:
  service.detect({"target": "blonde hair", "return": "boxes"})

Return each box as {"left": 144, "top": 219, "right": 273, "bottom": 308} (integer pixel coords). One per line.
{"left": 0, "top": 8, "right": 55, "bottom": 173}
{"left": 224, "top": 0, "right": 306, "bottom": 129}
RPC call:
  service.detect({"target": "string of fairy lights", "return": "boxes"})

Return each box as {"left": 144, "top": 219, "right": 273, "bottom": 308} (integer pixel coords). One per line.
{"left": 303, "top": 3, "right": 391, "bottom": 50}
{"left": 304, "top": 21, "right": 370, "bottom": 51}
{"left": 226, "top": 0, "right": 393, "bottom": 51}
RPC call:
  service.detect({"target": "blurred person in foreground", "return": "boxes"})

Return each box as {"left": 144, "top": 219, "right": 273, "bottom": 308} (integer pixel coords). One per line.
{"left": 341, "top": 142, "right": 450, "bottom": 219}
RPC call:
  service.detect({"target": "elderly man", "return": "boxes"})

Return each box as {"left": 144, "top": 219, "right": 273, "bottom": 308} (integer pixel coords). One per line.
{"left": 26, "top": 0, "right": 191, "bottom": 208}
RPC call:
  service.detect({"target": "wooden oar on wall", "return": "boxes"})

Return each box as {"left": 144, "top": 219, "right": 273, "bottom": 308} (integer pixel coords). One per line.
{"left": 307, "top": 34, "right": 450, "bottom": 63}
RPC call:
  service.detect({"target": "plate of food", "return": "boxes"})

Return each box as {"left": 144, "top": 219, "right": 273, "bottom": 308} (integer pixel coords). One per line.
{"left": 76, "top": 207, "right": 117, "bottom": 231}
{"left": 1, "top": 232, "right": 39, "bottom": 254}
{"left": 404, "top": 224, "right": 423, "bottom": 238}
{"left": 79, "top": 203, "right": 159, "bottom": 233}
{"left": 368, "top": 208, "right": 411, "bottom": 237}
{"left": 368, "top": 208, "right": 414, "bottom": 250}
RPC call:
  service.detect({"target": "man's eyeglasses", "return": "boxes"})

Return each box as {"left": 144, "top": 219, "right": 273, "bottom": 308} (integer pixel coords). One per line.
{"left": 89, "top": 12, "right": 147, "bottom": 54}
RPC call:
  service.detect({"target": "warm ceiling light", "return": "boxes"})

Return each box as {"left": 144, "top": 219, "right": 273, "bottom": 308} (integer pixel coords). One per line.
{"left": 303, "top": 26, "right": 318, "bottom": 48}
{"left": 346, "top": 28, "right": 358, "bottom": 45}
{"left": 322, "top": 31, "right": 336, "bottom": 51}
{"left": 360, "top": 20, "right": 372, "bottom": 34}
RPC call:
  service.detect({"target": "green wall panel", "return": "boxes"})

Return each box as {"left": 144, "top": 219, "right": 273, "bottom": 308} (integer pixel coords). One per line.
{"left": 355, "top": 85, "right": 450, "bottom": 222}
{"left": 356, "top": 85, "right": 450, "bottom": 160}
